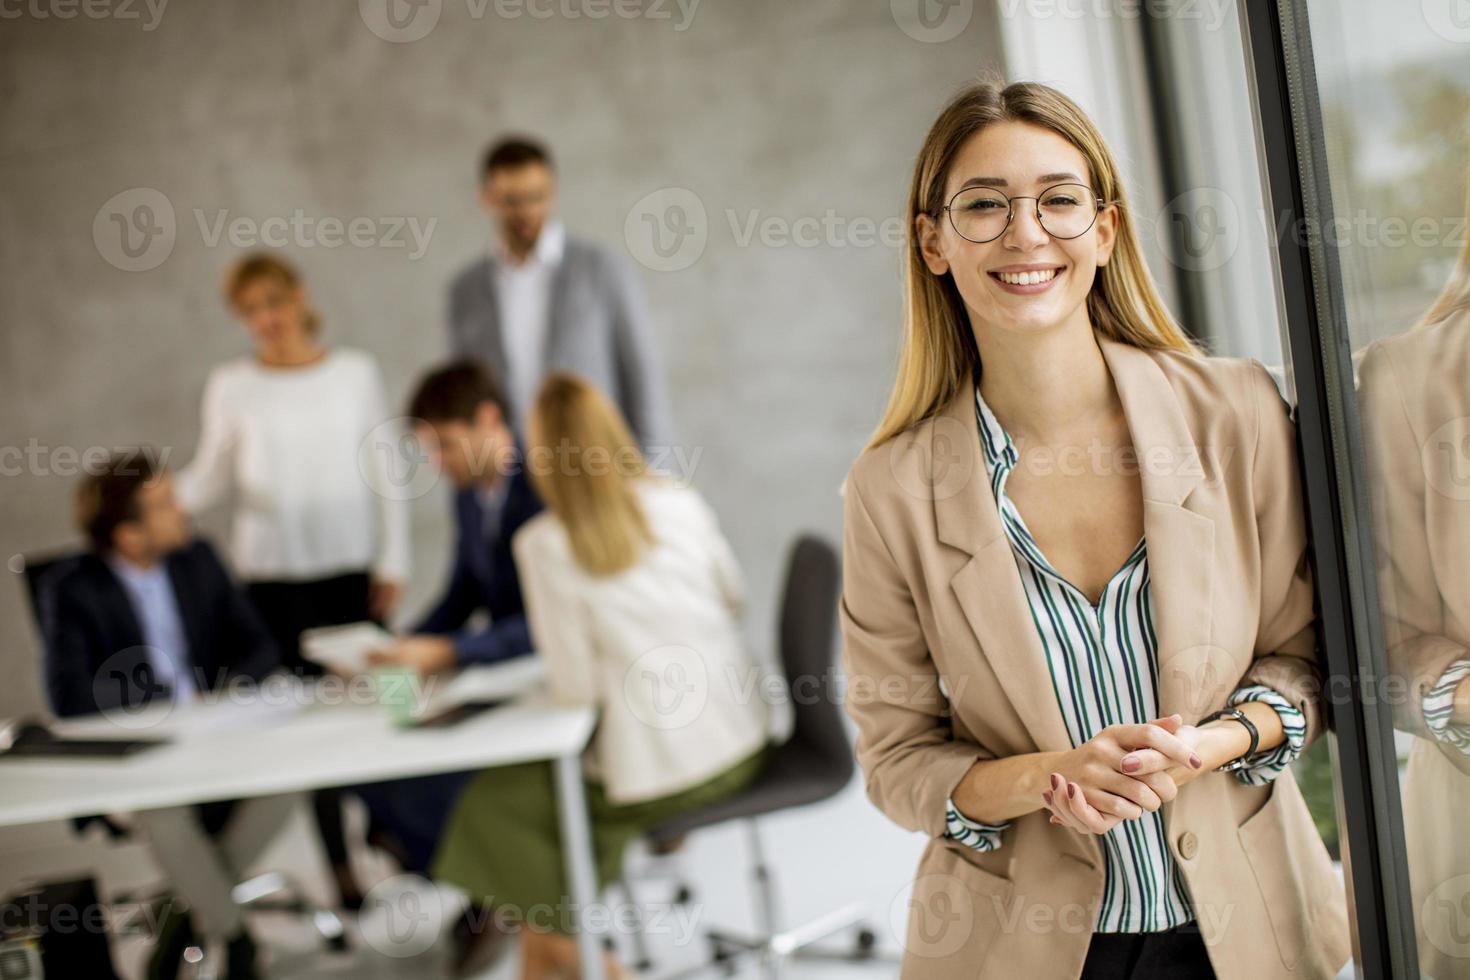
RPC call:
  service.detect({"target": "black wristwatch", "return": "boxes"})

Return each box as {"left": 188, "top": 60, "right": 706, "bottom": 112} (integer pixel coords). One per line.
{"left": 1200, "top": 706, "right": 1260, "bottom": 773}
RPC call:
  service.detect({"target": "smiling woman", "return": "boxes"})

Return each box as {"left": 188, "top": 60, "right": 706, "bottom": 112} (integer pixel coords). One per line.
{"left": 839, "top": 80, "right": 1351, "bottom": 980}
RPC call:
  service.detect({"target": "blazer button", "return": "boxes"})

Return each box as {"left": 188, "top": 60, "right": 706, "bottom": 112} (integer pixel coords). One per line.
{"left": 1178, "top": 831, "right": 1199, "bottom": 860}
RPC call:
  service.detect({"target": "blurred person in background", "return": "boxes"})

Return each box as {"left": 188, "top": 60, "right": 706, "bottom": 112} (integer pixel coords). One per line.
{"left": 446, "top": 135, "right": 672, "bottom": 450}
{"left": 430, "top": 373, "right": 769, "bottom": 980}
{"left": 39, "top": 452, "right": 292, "bottom": 980}
{"left": 354, "top": 360, "right": 544, "bottom": 976}
{"left": 1358, "top": 161, "right": 1470, "bottom": 979}
{"left": 839, "top": 80, "right": 1348, "bottom": 978}
{"left": 370, "top": 359, "right": 541, "bottom": 673}
{"left": 175, "top": 252, "right": 410, "bottom": 909}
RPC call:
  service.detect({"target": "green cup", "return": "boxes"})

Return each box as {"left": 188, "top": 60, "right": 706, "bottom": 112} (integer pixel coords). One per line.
{"left": 373, "top": 665, "right": 420, "bottom": 727}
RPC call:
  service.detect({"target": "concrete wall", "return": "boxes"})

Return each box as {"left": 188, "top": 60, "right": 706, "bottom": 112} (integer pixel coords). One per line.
{"left": 0, "top": 0, "right": 1005, "bottom": 720}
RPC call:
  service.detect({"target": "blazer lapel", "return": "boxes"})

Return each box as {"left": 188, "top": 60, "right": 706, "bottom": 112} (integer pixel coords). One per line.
{"left": 932, "top": 389, "right": 1076, "bottom": 754}
{"left": 1098, "top": 338, "right": 1218, "bottom": 720}
{"left": 935, "top": 338, "right": 1222, "bottom": 752}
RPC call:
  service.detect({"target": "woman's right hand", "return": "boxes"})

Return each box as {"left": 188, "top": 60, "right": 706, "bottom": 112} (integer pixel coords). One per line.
{"left": 1041, "top": 715, "right": 1202, "bottom": 834}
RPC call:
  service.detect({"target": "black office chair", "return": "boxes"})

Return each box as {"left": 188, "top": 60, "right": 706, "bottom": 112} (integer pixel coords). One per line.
{"left": 614, "top": 534, "right": 885, "bottom": 978}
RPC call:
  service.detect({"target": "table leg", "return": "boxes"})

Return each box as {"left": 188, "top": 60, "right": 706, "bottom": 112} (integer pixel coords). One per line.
{"left": 554, "top": 750, "right": 605, "bottom": 980}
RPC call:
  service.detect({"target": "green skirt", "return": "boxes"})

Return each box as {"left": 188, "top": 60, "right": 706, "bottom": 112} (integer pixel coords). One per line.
{"left": 431, "top": 743, "right": 770, "bottom": 935}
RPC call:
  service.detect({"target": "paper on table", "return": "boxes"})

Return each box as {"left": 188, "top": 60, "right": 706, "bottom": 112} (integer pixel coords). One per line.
{"left": 301, "top": 621, "right": 394, "bottom": 675}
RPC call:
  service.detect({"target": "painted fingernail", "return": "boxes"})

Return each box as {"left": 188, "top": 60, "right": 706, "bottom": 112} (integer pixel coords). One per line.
{"left": 1067, "top": 783, "right": 1076, "bottom": 800}
{"left": 1050, "top": 773, "right": 1061, "bottom": 790}
{"left": 1189, "top": 754, "right": 1203, "bottom": 769}
{"left": 1122, "top": 755, "right": 1139, "bottom": 772}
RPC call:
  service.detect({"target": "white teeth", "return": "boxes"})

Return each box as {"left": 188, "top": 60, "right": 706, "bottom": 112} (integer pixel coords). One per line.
{"left": 996, "top": 268, "right": 1059, "bottom": 285}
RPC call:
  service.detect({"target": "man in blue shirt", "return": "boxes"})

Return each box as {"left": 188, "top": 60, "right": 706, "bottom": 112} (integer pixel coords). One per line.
{"left": 39, "top": 453, "right": 288, "bottom": 980}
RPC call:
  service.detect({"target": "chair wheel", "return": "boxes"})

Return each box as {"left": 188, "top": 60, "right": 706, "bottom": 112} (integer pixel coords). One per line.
{"left": 328, "top": 933, "right": 350, "bottom": 953}
{"left": 674, "top": 885, "right": 693, "bottom": 905}
{"left": 855, "top": 927, "right": 877, "bottom": 957}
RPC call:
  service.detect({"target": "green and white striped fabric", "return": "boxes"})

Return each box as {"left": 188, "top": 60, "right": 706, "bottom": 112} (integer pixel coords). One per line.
{"left": 942, "top": 381, "right": 1305, "bottom": 933}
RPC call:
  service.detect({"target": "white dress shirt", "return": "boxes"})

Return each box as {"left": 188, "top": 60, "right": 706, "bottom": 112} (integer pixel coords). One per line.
{"left": 492, "top": 219, "right": 565, "bottom": 424}
{"left": 176, "top": 348, "right": 410, "bottom": 584}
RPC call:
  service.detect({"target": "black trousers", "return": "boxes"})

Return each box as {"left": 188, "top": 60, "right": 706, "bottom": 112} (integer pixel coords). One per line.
{"left": 245, "top": 572, "right": 374, "bottom": 875}
{"left": 245, "top": 571, "right": 373, "bottom": 675}
{"left": 1081, "top": 921, "right": 1215, "bottom": 979}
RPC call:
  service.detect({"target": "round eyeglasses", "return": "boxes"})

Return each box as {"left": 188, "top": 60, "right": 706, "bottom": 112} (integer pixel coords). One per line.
{"left": 941, "top": 182, "right": 1113, "bottom": 244}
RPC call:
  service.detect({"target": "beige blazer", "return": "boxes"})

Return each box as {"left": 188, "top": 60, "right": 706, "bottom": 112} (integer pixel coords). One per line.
{"left": 1359, "top": 312, "right": 1470, "bottom": 978}
{"left": 839, "top": 337, "right": 1350, "bottom": 980}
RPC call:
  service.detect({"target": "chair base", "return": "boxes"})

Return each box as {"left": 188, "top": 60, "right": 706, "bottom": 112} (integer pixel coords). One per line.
{"left": 652, "top": 902, "right": 895, "bottom": 979}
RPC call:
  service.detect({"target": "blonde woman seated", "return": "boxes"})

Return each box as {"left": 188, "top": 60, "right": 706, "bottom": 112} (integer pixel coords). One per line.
{"left": 432, "top": 373, "right": 771, "bottom": 980}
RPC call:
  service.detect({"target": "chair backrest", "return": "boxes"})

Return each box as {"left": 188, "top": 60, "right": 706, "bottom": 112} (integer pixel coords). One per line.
{"left": 776, "top": 535, "right": 851, "bottom": 771}
{"left": 16, "top": 551, "right": 83, "bottom": 640}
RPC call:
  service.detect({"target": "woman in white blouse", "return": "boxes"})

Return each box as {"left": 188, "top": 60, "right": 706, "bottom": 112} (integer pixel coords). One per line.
{"left": 176, "top": 252, "right": 410, "bottom": 907}
{"left": 431, "top": 373, "right": 769, "bottom": 980}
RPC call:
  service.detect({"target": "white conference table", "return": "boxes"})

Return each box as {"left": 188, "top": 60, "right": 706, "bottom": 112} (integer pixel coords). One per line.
{"left": 0, "top": 658, "right": 608, "bottom": 980}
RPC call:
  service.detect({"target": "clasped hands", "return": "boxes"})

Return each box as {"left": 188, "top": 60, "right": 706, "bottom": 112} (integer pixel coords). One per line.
{"left": 1041, "top": 714, "right": 1206, "bottom": 836}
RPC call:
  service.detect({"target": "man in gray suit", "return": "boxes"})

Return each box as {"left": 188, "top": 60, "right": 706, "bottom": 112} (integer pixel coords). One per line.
{"left": 447, "top": 136, "right": 672, "bottom": 450}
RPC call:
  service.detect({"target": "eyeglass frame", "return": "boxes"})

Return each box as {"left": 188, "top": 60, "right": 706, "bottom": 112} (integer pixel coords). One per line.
{"left": 938, "top": 182, "right": 1117, "bottom": 244}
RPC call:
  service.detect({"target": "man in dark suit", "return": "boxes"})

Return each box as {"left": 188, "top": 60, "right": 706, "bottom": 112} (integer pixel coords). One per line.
{"left": 44, "top": 465, "right": 277, "bottom": 718}
{"left": 370, "top": 359, "right": 543, "bottom": 674}
{"left": 38, "top": 452, "right": 289, "bottom": 980}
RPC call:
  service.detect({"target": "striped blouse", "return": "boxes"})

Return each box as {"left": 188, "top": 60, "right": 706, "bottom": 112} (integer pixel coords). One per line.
{"left": 944, "top": 382, "right": 1306, "bottom": 934}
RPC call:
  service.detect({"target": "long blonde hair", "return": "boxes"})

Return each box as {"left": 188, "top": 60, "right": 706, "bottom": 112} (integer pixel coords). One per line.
{"left": 869, "top": 79, "right": 1200, "bottom": 449}
{"left": 1417, "top": 162, "right": 1470, "bottom": 329}
{"left": 527, "top": 373, "right": 654, "bottom": 576}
